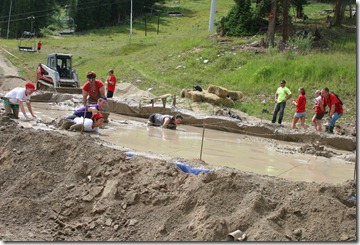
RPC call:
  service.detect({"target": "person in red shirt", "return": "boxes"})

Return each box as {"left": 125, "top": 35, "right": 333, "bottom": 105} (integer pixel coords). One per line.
{"left": 82, "top": 71, "right": 106, "bottom": 104}
{"left": 106, "top": 69, "right": 116, "bottom": 98}
{"left": 291, "top": 87, "right": 308, "bottom": 130}
{"left": 321, "top": 87, "right": 343, "bottom": 134}
{"left": 311, "top": 90, "right": 325, "bottom": 132}
{"left": 37, "top": 41, "right": 42, "bottom": 53}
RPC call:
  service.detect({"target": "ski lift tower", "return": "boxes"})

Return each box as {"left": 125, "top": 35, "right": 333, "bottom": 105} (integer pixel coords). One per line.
{"left": 18, "top": 15, "right": 36, "bottom": 52}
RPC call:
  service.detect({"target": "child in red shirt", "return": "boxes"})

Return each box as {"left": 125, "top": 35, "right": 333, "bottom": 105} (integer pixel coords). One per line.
{"left": 82, "top": 71, "right": 106, "bottom": 104}
{"left": 311, "top": 90, "right": 325, "bottom": 132}
{"left": 106, "top": 69, "right": 117, "bottom": 98}
{"left": 291, "top": 87, "right": 308, "bottom": 130}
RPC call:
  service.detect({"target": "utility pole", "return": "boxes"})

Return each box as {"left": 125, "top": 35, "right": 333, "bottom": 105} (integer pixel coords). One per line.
{"left": 130, "top": 0, "right": 133, "bottom": 43}
{"left": 6, "top": 0, "right": 13, "bottom": 39}
{"left": 208, "top": 0, "right": 217, "bottom": 32}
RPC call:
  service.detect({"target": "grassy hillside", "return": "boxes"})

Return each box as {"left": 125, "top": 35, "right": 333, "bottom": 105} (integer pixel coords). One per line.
{"left": 0, "top": 0, "right": 356, "bottom": 124}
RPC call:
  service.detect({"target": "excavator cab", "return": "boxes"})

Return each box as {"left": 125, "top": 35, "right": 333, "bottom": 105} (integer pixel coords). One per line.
{"left": 36, "top": 53, "right": 82, "bottom": 93}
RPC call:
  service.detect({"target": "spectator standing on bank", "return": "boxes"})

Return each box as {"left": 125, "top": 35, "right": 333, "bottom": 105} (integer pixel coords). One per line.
{"left": 321, "top": 87, "right": 343, "bottom": 134}
{"left": 311, "top": 90, "right": 325, "bottom": 132}
{"left": 291, "top": 87, "right": 308, "bottom": 130}
{"left": 271, "top": 80, "right": 292, "bottom": 125}
{"left": 106, "top": 69, "right": 117, "bottom": 98}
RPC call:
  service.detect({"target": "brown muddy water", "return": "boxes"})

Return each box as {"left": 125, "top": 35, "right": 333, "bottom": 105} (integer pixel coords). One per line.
{"left": 25, "top": 102, "right": 355, "bottom": 184}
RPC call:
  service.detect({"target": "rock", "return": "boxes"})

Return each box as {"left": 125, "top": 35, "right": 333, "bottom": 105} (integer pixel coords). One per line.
{"left": 129, "top": 219, "right": 138, "bottom": 226}
{"left": 293, "top": 228, "right": 302, "bottom": 236}
{"left": 100, "top": 180, "right": 118, "bottom": 200}
{"left": 105, "top": 218, "right": 112, "bottom": 226}
{"left": 114, "top": 224, "right": 119, "bottom": 231}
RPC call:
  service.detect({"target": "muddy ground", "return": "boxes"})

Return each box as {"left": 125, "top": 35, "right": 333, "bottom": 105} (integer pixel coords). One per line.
{"left": 0, "top": 113, "right": 357, "bottom": 241}
{"left": 0, "top": 61, "right": 357, "bottom": 241}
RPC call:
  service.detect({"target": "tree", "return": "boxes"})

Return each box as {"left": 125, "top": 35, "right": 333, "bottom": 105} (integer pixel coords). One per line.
{"left": 266, "top": 0, "right": 277, "bottom": 47}
{"left": 333, "top": 0, "right": 346, "bottom": 26}
{"left": 282, "top": 0, "right": 289, "bottom": 43}
{"left": 289, "top": 0, "right": 308, "bottom": 18}
{"left": 217, "top": 0, "right": 255, "bottom": 36}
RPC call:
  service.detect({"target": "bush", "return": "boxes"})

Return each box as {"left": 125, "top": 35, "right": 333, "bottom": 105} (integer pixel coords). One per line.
{"left": 217, "top": 0, "right": 255, "bottom": 36}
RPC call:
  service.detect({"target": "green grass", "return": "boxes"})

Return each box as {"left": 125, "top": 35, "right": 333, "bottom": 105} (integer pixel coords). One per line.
{"left": 0, "top": 0, "right": 356, "bottom": 124}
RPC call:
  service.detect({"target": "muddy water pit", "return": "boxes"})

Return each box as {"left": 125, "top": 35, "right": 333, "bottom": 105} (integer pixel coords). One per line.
{"left": 19, "top": 102, "right": 355, "bottom": 185}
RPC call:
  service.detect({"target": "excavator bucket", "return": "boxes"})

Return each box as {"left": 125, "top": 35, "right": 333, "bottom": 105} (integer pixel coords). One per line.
{"left": 54, "top": 87, "right": 82, "bottom": 94}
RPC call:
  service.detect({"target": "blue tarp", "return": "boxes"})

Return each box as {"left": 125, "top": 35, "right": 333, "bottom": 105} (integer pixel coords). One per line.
{"left": 176, "top": 161, "right": 211, "bottom": 175}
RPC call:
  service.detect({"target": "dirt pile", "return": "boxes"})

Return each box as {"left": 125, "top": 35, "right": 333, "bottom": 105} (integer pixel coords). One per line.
{"left": 0, "top": 114, "right": 356, "bottom": 241}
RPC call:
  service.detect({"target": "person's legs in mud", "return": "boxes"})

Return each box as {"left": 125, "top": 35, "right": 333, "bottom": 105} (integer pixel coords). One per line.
{"left": 12, "top": 105, "right": 19, "bottom": 119}
{"left": 271, "top": 103, "right": 281, "bottom": 123}
{"left": 316, "top": 119, "right": 322, "bottom": 132}
{"left": 328, "top": 112, "right": 342, "bottom": 134}
{"left": 292, "top": 115, "right": 299, "bottom": 129}
{"left": 300, "top": 115, "right": 308, "bottom": 130}
{"left": 278, "top": 102, "right": 286, "bottom": 124}
{"left": 312, "top": 114, "right": 317, "bottom": 130}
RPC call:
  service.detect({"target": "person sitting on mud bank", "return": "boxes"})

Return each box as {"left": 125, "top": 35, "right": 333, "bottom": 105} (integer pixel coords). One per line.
{"left": 2, "top": 82, "right": 36, "bottom": 120}
{"left": 147, "top": 113, "right": 183, "bottom": 130}
{"left": 62, "top": 113, "right": 105, "bottom": 132}
{"left": 61, "top": 97, "right": 107, "bottom": 129}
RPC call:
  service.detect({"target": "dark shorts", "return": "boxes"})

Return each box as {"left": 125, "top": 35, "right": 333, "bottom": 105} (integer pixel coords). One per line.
{"left": 315, "top": 112, "right": 325, "bottom": 120}
{"left": 107, "top": 91, "right": 114, "bottom": 98}
{"left": 148, "top": 114, "right": 156, "bottom": 123}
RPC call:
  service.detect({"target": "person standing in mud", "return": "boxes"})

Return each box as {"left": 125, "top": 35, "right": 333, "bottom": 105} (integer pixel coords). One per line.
{"left": 2, "top": 82, "right": 36, "bottom": 120}
{"left": 106, "top": 69, "right": 116, "bottom": 98}
{"left": 321, "top": 87, "right": 343, "bottom": 134}
{"left": 147, "top": 113, "right": 183, "bottom": 130}
{"left": 82, "top": 71, "right": 110, "bottom": 122}
{"left": 271, "top": 80, "right": 292, "bottom": 124}
{"left": 82, "top": 71, "right": 106, "bottom": 104}
{"left": 291, "top": 87, "right": 307, "bottom": 130}
{"left": 311, "top": 90, "right": 325, "bottom": 132}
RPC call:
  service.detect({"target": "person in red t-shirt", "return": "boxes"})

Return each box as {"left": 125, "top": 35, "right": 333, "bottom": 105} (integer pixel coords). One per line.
{"left": 106, "top": 69, "right": 116, "bottom": 98}
{"left": 321, "top": 87, "right": 343, "bottom": 134}
{"left": 82, "top": 71, "right": 106, "bottom": 104}
{"left": 291, "top": 87, "right": 308, "bottom": 130}
{"left": 311, "top": 90, "right": 325, "bottom": 132}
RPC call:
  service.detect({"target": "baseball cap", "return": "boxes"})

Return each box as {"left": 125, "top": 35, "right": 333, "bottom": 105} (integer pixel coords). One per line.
{"left": 92, "top": 113, "right": 104, "bottom": 121}
{"left": 25, "top": 82, "right": 36, "bottom": 90}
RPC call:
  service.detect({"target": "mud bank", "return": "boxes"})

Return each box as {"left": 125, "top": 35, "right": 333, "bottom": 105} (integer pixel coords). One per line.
{"left": 29, "top": 92, "right": 356, "bottom": 151}
{"left": 0, "top": 114, "right": 356, "bottom": 241}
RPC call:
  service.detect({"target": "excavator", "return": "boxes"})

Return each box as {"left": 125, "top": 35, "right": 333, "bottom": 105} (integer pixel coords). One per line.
{"left": 36, "top": 53, "right": 82, "bottom": 94}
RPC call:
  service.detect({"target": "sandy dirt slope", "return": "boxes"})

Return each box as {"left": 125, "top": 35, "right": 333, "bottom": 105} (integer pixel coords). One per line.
{"left": 0, "top": 114, "right": 356, "bottom": 241}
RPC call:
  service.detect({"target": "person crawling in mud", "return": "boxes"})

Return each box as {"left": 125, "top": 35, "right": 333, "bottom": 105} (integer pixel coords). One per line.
{"left": 60, "top": 97, "right": 107, "bottom": 129}
{"left": 2, "top": 82, "right": 36, "bottom": 120}
{"left": 147, "top": 113, "right": 183, "bottom": 130}
{"left": 61, "top": 113, "right": 104, "bottom": 132}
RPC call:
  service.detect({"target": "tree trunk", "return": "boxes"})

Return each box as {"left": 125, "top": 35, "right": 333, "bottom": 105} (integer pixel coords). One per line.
{"left": 334, "top": 0, "right": 346, "bottom": 26}
{"left": 266, "top": 0, "right": 277, "bottom": 48}
{"left": 282, "top": 0, "right": 289, "bottom": 43}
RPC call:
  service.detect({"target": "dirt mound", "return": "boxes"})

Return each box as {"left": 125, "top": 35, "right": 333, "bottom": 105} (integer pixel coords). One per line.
{"left": 0, "top": 114, "right": 356, "bottom": 241}
{"left": 0, "top": 76, "right": 27, "bottom": 92}
{"left": 113, "top": 82, "right": 155, "bottom": 100}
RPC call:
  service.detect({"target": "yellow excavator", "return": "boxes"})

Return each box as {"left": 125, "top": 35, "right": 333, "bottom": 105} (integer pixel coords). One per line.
{"left": 36, "top": 53, "right": 82, "bottom": 94}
